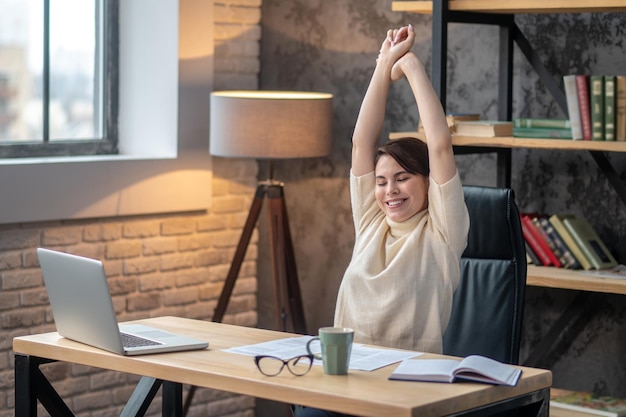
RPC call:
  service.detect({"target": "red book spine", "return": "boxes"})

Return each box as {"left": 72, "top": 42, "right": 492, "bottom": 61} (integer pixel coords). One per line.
{"left": 531, "top": 216, "right": 563, "bottom": 268}
{"left": 520, "top": 214, "right": 561, "bottom": 267}
{"left": 576, "top": 75, "right": 592, "bottom": 140}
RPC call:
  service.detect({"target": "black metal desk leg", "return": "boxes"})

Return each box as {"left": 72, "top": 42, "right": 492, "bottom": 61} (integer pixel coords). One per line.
{"left": 15, "top": 354, "right": 37, "bottom": 417}
{"left": 447, "top": 388, "right": 549, "bottom": 417}
{"left": 15, "top": 354, "right": 74, "bottom": 417}
{"left": 162, "top": 381, "right": 183, "bottom": 417}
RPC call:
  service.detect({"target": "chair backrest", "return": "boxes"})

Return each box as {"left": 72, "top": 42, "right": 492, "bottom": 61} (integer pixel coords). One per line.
{"left": 442, "top": 186, "right": 527, "bottom": 365}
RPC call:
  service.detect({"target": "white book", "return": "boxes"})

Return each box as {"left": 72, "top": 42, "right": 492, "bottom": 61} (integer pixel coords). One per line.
{"left": 389, "top": 355, "right": 522, "bottom": 386}
{"left": 564, "top": 74, "right": 584, "bottom": 140}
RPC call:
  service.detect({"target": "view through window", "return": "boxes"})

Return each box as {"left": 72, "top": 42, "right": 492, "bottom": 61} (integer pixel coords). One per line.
{"left": 0, "top": 0, "right": 117, "bottom": 158}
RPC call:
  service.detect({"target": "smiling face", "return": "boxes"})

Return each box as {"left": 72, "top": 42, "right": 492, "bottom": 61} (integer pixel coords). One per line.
{"left": 375, "top": 154, "right": 429, "bottom": 222}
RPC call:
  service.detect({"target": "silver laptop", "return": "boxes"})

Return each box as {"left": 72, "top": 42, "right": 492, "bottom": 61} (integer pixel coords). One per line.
{"left": 37, "top": 248, "right": 209, "bottom": 355}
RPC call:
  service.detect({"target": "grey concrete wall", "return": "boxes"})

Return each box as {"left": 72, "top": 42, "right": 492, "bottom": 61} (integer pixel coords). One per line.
{"left": 259, "top": 0, "right": 626, "bottom": 397}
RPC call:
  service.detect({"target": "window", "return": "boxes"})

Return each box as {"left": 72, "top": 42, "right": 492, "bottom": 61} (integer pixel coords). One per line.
{"left": 0, "top": 0, "right": 214, "bottom": 225}
{"left": 0, "top": 0, "right": 117, "bottom": 158}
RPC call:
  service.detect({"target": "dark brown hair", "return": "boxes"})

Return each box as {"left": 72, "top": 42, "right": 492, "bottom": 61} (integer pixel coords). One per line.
{"left": 374, "top": 137, "right": 429, "bottom": 176}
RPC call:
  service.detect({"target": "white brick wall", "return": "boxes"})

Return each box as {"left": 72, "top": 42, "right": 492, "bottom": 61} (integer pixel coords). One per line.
{"left": 0, "top": 2, "right": 262, "bottom": 416}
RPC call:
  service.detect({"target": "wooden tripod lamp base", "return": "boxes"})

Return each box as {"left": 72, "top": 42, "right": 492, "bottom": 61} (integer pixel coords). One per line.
{"left": 212, "top": 181, "right": 307, "bottom": 334}
{"left": 183, "top": 182, "right": 308, "bottom": 417}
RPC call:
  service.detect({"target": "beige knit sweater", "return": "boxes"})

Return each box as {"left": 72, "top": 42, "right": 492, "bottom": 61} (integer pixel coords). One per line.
{"left": 334, "top": 171, "right": 469, "bottom": 353}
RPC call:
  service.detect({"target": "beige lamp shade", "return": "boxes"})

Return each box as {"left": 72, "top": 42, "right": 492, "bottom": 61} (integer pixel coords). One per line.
{"left": 210, "top": 90, "right": 333, "bottom": 159}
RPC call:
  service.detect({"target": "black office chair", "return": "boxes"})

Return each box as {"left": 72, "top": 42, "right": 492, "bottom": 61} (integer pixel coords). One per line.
{"left": 442, "top": 186, "right": 527, "bottom": 365}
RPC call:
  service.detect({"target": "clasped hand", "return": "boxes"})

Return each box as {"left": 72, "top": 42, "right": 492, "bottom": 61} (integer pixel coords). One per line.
{"left": 377, "top": 24, "right": 416, "bottom": 81}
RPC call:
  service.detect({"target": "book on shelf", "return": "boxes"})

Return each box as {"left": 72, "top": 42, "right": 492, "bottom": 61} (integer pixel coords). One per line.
{"left": 590, "top": 75, "right": 605, "bottom": 140}
{"left": 549, "top": 214, "right": 593, "bottom": 270}
{"left": 418, "top": 112, "right": 480, "bottom": 133}
{"left": 513, "top": 127, "right": 573, "bottom": 139}
{"left": 564, "top": 74, "right": 584, "bottom": 140}
{"left": 604, "top": 75, "right": 616, "bottom": 141}
{"left": 454, "top": 120, "right": 513, "bottom": 137}
{"left": 525, "top": 242, "right": 543, "bottom": 266}
{"left": 566, "top": 73, "right": 623, "bottom": 142}
{"left": 513, "top": 118, "right": 571, "bottom": 130}
{"left": 576, "top": 75, "right": 593, "bottom": 140}
{"left": 562, "top": 216, "right": 618, "bottom": 270}
{"left": 530, "top": 214, "right": 563, "bottom": 268}
{"left": 512, "top": 117, "right": 573, "bottom": 139}
{"left": 388, "top": 355, "right": 521, "bottom": 386}
{"left": 551, "top": 390, "right": 626, "bottom": 417}
{"left": 616, "top": 75, "right": 626, "bottom": 142}
{"left": 537, "top": 216, "right": 581, "bottom": 269}
{"left": 520, "top": 213, "right": 559, "bottom": 267}
{"left": 446, "top": 113, "right": 481, "bottom": 130}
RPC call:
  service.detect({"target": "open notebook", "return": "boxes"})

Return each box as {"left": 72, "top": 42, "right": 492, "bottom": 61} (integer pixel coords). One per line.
{"left": 37, "top": 248, "right": 208, "bottom": 355}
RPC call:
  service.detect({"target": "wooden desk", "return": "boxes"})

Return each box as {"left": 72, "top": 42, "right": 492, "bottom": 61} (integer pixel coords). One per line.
{"left": 14, "top": 316, "right": 552, "bottom": 417}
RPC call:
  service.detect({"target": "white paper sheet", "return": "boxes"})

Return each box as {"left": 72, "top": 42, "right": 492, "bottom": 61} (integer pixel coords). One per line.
{"left": 223, "top": 336, "right": 422, "bottom": 372}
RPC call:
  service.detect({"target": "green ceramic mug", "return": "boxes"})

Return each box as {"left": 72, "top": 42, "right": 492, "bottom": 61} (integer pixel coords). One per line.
{"left": 306, "top": 327, "right": 354, "bottom": 375}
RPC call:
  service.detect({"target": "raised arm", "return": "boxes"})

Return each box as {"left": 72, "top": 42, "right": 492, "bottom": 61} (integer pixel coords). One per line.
{"left": 351, "top": 26, "right": 415, "bottom": 177}
{"left": 392, "top": 52, "right": 456, "bottom": 184}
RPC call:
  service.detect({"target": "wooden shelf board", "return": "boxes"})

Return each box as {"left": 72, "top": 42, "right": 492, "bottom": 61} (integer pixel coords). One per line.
{"left": 392, "top": 1, "right": 626, "bottom": 14}
{"left": 526, "top": 265, "right": 626, "bottom": 295}
{"left": 390, "top": 131, "right": 626, "bottom": 152}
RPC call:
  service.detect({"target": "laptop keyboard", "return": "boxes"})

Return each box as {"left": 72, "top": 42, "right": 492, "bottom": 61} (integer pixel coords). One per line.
{"left": 121, "top": 332, "right": 162, "bottom": 348}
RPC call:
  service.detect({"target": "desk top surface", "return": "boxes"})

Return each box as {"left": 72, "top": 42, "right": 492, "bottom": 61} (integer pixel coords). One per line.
{"left": 13, "top": 316, "right": 552, "bottom": 417}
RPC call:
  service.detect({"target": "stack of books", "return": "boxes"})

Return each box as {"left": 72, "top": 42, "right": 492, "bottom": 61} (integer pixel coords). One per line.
{"left": 418, "top": 112, "right": 481, "bottom": 134}
{"left": 520, "top": 213, "right": 618, "bottom": 270}
{"left": 513, "top": 118, "right": 573, "bottom": 139}
{"left": 421, "top": 113, "right": 514, "bottom": 138}
{"left": 454, "top": 120, "right": 513, "bottom": 137}
{"left": 563, "top": 74, "right": 626, "bottom": 141}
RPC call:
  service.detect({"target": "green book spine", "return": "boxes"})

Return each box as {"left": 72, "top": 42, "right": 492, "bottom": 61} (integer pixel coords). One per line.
{"left": 513, "top": 118, "right": 572, "bottom": 129}
{"left": 513, "top": 127, "right": 573, "bottom": 139}
{"left": 604, "top": 76, "right": 616, "bottom": 141}
{"left": 562, "top": 216, "right": 617, "bottom": 270}
{"left": 590, "top": 75, "right": 605, "bottom": 140}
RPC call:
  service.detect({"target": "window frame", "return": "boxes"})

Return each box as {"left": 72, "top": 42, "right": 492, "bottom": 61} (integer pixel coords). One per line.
{"left": 0, "top": 0, "right": 119, "bottom": 158}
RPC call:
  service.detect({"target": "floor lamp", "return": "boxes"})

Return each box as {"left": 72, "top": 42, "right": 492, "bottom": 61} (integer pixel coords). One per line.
{"left": 182, "top": 91, "right": 332, "bottom": 415}
{"left": 184, "top": 90, "right": 332, "bottom": 415}
{"left": 209, "top": 90, "right": 332, "bottom": 334}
